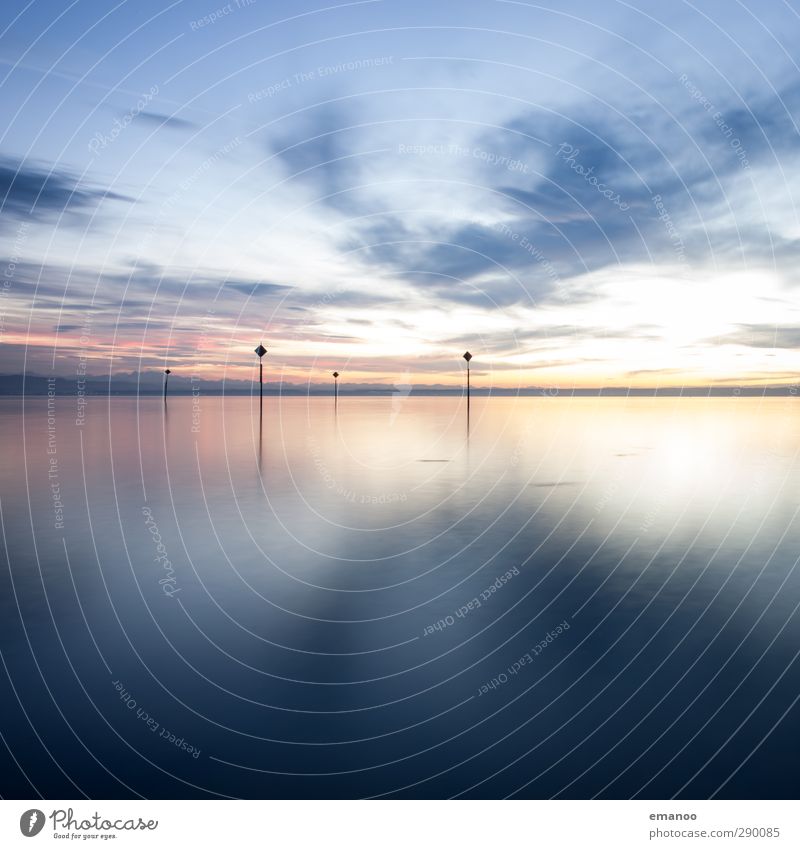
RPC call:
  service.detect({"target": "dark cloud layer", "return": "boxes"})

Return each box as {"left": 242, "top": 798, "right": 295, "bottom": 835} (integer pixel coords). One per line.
{"left": 0, "top": 157, "right": 133, "bottom": 224}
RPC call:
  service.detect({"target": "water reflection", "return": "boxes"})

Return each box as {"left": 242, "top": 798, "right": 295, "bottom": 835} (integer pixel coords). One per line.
{"left": 0, "top": 395, "right": 798, "bottom": 798}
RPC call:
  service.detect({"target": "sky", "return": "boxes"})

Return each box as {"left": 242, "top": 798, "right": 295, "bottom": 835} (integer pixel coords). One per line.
{"left": 1, "top": 0, "right": 799, "bottom": 389}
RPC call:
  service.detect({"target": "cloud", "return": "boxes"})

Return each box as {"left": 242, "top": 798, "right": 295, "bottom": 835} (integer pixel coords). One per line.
{"left": 440, "top": 324, "right": 664, "bottom": 356}
{"left": 137, "top": 112, "right": 198, "bottom": 131}
{"left": 224, "top": 280, "right": 293, "bottom": 298}
{"left": 265, "top": 102, "right": 376, "bottom": 209}
{"left": 289, "top": 287, "right": 401, "bottom": 309}
{"left": 0, "top": 157, "right": 133, "bottom": 224}
{"left": 688, "top": 78, "right": 800, "bottom": 167}
{"left": 342, "top": 214, "right": 587, "bottom": 308}
{"left": 261, "top": 85, "right": 793, "bottom": 305}
{"left": 722, "top": 324, "right": 800, "bottom": 349}
{"left": 461, "top": 86, "right": 800, "bottom": 286}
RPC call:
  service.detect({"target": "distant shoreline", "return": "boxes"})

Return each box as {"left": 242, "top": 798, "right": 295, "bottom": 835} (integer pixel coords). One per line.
{"left": 1, "top": 381, "right": 797, "bottom": 398}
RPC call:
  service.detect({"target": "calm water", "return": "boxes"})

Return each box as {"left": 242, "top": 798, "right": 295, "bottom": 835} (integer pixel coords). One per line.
{"left": 1, "top": 394, "right": 799, "bottom": 799}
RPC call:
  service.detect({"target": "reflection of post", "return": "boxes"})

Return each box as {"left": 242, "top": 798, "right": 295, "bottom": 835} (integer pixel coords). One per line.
{"left": 255, "top": 343, "right": 267, "bottom": 416}
{"left": 163, "top": 368, "right": 171, "bottom": 403}
{"left": 463, "top": 351, "right": 472, "bottom": 426}
{"left": 333, "top": 371, "right": 339, "bottom": 410}
{"left": 258, "top": 412, "right": 263, "bottom": 470}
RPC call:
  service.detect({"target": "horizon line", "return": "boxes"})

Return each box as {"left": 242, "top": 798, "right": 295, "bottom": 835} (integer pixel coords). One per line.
{"left": 2, "top": 373, "right": 798, "bottom": 397}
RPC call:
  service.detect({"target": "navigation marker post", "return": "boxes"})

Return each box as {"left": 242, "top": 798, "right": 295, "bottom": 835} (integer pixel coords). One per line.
{"left": 463, "top": 351, "right": 472, "bottom": 423}
{"left": 255, "top": 344, "right": 267, "bottom": 415}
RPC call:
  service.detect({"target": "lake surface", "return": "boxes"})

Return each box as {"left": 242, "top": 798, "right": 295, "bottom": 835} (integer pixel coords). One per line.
{"left": 1, "top": 394, "right": 799, "bottom": 799}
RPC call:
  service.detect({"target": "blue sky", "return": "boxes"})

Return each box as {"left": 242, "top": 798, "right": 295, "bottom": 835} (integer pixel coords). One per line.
{"left": 1, "top": 0, "right": 799, "bottom": 387}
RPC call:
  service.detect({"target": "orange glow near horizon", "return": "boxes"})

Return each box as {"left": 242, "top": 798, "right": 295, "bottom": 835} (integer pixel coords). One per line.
{"left": 7, "top": 267, "right": 800, "bottom": 389}
{"left": 26, "top": 344, "right": 798, "bottom": 390}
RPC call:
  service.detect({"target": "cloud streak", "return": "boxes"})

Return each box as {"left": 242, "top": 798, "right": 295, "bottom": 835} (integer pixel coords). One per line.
{"left": 0, "top": 158, "right": 133, "bottom": 225}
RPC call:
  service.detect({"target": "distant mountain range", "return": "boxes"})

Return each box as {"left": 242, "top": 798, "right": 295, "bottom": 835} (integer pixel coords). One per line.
{"left": 0, "top": 373, "right": 797, "bottom": 397}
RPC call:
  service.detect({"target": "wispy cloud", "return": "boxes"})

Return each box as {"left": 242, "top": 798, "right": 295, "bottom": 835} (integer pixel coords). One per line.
{"left": 0, "top": 157, "right": 133, "bottom": 224}
{"left": 137, "top": 112, "right": 198, "bottom": 131}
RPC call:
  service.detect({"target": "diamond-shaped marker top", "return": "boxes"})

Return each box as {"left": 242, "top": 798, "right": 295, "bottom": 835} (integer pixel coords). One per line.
{"left": 254, "top": 344, "right": 267, "bottom": 357}
{"left": 164, "top": 368, "right": 171, "bottom": 374}
{"left": 332, "top": 372, "right": 339, "bottom": 378}
{"left": 463, "top": 351, "right": 472, "bottom": 362}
